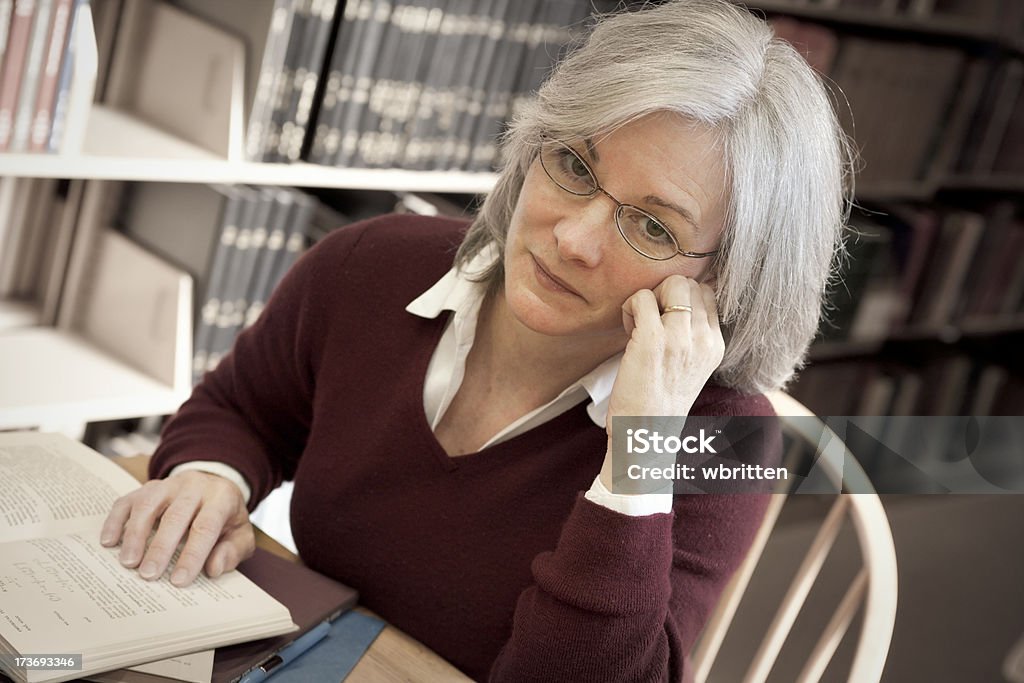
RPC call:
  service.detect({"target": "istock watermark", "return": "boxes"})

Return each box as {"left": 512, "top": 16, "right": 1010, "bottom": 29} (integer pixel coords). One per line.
{"left": 610, "top": 415, "right": 1024, "bottom": 495}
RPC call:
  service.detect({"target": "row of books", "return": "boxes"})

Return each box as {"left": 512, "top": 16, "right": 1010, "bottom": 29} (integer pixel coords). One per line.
{"left": 771, "top": 16, "right": 967, "bottom": 186}
{"left": 242, "top": 0, "right": 341, "bottom": 163}
{"left": 117, "top": 182, "right": 470, "bottom": 386}
{"left": 279, "top": 1, "right": 977, "bottom": 178}
{"left": 32, "top": 0, "right": 1015, "bottom": 183}
{"left": 956, "top": 56, "right": 1024, "bottom": 177}
{"left": 791, "top": 353, "right": 1024, "bottom": 417}
{"left": 118, "top": 183, "right": 348, "bottom": 385}
{"left": 818, "top": 202, "right": 1024, "bottom": 343}
{"left": 308, "top": 0, "right": 601, "bottom": 171}
{"left": 167, "top": 0, "right": 608, "bottom": 170}
{"left": 328, "top": 0, "right": 608, "bottom": 171}
{"left": 0, "top": 177, "right": 74, "bottom": 324}
{"left": 759, "top": 0, "right": 1024, "bottom": 28}
{"left": 0, "top": 0, "right": 84, "bottom": 153}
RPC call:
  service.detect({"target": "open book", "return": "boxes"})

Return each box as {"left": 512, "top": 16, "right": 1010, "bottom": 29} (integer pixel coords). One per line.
{"left": 0, "top": 432, "right": 297, "bottom": 683}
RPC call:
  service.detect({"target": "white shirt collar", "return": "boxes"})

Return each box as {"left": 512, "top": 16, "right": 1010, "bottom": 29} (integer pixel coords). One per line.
{"left": 405, "top": 243, "right": 620, "bottom": 429}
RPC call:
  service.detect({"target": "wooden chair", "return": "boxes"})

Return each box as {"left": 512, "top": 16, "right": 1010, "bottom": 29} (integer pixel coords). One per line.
{"left": 690, "top": 392, "right": 899, "bottom": 683}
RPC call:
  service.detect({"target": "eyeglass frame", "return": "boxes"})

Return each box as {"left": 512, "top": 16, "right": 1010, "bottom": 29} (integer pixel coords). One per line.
{"left": 536, "top": 135, "right": 719, "bottom": 261}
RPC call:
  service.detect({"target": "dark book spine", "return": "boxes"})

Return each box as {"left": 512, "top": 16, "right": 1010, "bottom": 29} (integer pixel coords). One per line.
{"left": 267, "top": 191, "right": 316, "bottom": 298}
{"left": 466, "top": 0, "right": 540, "bottom": 172}
{"left": 242, "top": 189, "right": 295, "bottom": 329}
{"left": 206, "top": 187, "right": 262, "bottom": 373}
{"left": 264, "top": 0, "right": 312, "bottom": 162}
{"left": 428, "top": 0, "right": 494, "bottom": 170}
{"left": 193, "top": 188, "right": 244, "bottom": 384}
{"left": 383, "top": 0, "right": 445, "bottom": 168}
{"left": 348, "top": 0, "right": 405, "bottom": 167}
{"left": 246, "top": 0, "right": 298, "bottom": 161}
{"left": 288, "top": 0, "right": 340, "bottom": 162}
{"left": 446, "top": 0, "right": 511, "bottom": 170}
{"left": 227, "top": 188, "right": 277, "bottom": 341}
{"left": 332, "top": 0, "right": 394, "bottom": 168}
{"left": 400, "top": 0, "right": 474, "bottom": 170}
{"left": 508, "top": 0, "right": 583, "bottom": 127}
{"left": 307, "top": 0, "right": 369, "bottom": 164}
{"left": 362, "top": 0, "right": 446, "bottom": 168}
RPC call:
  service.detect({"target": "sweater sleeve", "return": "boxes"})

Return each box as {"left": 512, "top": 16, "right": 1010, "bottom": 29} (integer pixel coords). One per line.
{"left": 488, "top": 393, "right": 778, "bottom": 683}
{"left": 149, "top": 221, "right": 372, "bottom": 509}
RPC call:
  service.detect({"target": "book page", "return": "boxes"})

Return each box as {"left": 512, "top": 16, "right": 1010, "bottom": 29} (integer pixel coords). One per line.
{"left": 0, "top": 533, "right": 294, "bottom": 675}
{"left": 87, "top": 650, "right": 215, "bottom": 683}
{"left": 0, "top": 432, "right": 141, "bottom": 543}
{"left": 127, "top": 650, "right": 214, "bottom": 683}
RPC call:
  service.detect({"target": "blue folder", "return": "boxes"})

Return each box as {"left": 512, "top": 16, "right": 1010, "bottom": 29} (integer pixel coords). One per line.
{"left": 270, "top": 611, "right": 386, "bottom": 682}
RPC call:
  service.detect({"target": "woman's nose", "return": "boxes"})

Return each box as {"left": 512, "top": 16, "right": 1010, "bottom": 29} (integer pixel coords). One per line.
{"left": 552, "top": 196, "right": 616, "bottom": 267}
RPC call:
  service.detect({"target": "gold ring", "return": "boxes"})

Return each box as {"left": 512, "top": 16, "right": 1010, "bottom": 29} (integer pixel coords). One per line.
{"left": 663, "top": 305, "right": 693, "bottom": 314}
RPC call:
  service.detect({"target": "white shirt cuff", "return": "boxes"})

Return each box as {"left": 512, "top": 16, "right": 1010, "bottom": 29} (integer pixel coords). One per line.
{"left": 584, "top": 475, "right": 673, "bottom": 516}
{"left": 169, "top": 461, "right": 252, "bottom": 505}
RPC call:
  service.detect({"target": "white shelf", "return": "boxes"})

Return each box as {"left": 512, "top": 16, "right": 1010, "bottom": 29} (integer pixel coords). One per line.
{"left": 0, "top": 327, "right": 188, "bottom": 433}
{"left": 0, "top": 231, "right": 194, "bottom": 437}
{"left": 0, "top": 300, "right": 40, "bottom": 330}
{"left": 0, "top": 106, "right": 499, "bottom": 193}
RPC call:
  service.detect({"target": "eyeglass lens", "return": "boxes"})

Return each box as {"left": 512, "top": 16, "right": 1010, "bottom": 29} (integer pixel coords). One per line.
{"left": 538, "top": 139, "right": 684, "bottom": 260}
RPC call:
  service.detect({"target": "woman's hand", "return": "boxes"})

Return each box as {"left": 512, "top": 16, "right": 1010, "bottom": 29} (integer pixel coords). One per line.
{"left": 600, "top": 274, "right": 724, "bottom": 491}
{"left": 100, "top": 471, "right": 255, "bottom": 587}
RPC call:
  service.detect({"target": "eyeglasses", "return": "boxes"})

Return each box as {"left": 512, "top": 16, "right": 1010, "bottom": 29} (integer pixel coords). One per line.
{"left": 537, "top": 136, "right": 718, "bottom": 261}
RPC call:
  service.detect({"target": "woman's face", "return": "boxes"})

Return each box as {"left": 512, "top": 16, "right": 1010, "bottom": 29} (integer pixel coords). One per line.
{"left": 503, "top": 113, "right": 728, "bottom": 341}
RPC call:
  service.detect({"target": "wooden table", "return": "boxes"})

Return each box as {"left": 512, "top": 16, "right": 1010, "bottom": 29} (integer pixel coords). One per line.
{"left": 117, "top": 456, "right": 471, "bottom": 682}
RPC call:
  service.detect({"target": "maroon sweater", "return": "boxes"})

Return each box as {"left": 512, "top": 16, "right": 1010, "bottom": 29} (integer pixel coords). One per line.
{"left": 151, "top": 214, "right": 774, "bottom": 682}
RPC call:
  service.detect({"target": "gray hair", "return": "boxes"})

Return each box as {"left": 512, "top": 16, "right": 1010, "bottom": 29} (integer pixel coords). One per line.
{"left": 455, "top": 0, "right": 854, "bottom": 395}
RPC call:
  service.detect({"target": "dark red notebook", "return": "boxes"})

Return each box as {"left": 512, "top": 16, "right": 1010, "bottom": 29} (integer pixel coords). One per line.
{"left": 212, "top": 549, "right": 358, "bottom": 683}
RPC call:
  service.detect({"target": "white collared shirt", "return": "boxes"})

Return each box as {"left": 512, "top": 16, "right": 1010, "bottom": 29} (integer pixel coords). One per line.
{"left": 176, "top": 243, "right": 672, "bottom": 516}
{"left": 405, "top": 243, "right": 670, "bottom": 516}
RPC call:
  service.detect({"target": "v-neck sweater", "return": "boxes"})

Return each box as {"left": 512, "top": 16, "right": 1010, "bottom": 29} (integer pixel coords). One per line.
{"left": 151, "top": 214, "right": 775, "bottom": 682}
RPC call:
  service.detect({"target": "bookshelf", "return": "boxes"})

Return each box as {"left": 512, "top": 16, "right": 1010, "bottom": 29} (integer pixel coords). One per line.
{"left": 0, "top": 105, "right": 498, "bottom": 190}
{"left": 1, "top": 0, "right": 1023, "bottom": 437}
{"left": 0, "top": 0, "right": 505, "bottom": 435}
{"left": 0, "top": 327, "right": 188, "bottom": 434}
{"left": 747, "top": 0, "right": 1020, "bottom": 47}
{"left": 734, "top": 0, "right": 1024, "bottom": 418}
{"left": 0, "top": 229, "right": 192, "bottom": 438}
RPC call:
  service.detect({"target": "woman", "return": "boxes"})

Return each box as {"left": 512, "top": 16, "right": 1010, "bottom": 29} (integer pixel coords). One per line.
{"left": 102, "top": 0, "right": 851, "bottom": 679}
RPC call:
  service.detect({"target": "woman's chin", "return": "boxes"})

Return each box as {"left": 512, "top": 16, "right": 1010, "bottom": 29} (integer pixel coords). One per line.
{"left": 504, "top": 287, "right": 622, "bottom": 341}
{"left": 505, "top": 294, "right": 576, "bottom": 337}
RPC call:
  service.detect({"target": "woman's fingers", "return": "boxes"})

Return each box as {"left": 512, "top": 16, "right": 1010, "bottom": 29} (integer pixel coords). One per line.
{"left": 99, "top": 471, "right": 250, "bottom": 587}
{"left": 163, "top": 498, "right": 236, "bottom": 585}
{"left": 114, "top": 482, "right": 172, "bottom": 568}
{"left": 621, "top": 288, "right": 661, "bottom": 338}
{"left": 700, "top": 281, "right": 719, "bottom": 330}
{"left": 652, "top": 274, "right": 691, "bottom": 308}
{"left": 652, "top": 275, "right": 720, "bottom": 335}
{"left": 100, "top": 494, "right": 134, "bottom": 547}
{"left": 137, "top": 492, "right": 203, "bottom": 579}
{"left": 204, "top": 524, "right": 257, "bottom": 580}
{"left": 655, "top": 276, "right": 695, "bottom": 333}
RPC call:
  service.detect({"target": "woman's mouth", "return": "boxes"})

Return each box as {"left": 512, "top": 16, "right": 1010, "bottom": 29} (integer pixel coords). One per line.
{"left": 532, "top": 256, "right": 584, "bottom": 299}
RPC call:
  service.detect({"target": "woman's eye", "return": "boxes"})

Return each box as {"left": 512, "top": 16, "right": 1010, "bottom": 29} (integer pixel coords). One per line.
{"left": 643, "top": 219, "right": 669, "bottom": 240}
{"left": 569, "top": 156, "right": 588, "bottom": 177}
{"left": 558, "top": 150, "right": 588, "bottom": 178}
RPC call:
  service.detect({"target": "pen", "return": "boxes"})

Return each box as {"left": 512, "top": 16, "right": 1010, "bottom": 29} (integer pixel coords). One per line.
{"left": 237, "top": 620, "right": 332, "bottom": 683}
